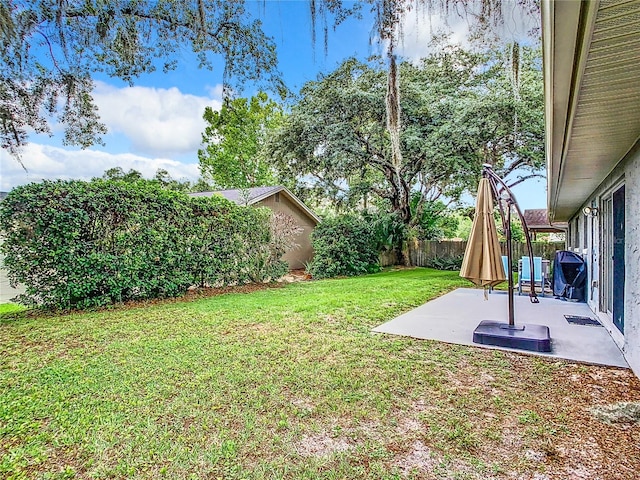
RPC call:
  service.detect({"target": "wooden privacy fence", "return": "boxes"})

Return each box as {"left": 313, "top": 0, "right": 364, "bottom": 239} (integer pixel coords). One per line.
{"left": 380, "top": 240, "right": 566, "bottom": 267}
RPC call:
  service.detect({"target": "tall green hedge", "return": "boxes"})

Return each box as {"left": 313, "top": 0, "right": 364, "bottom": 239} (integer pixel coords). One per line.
{"left": 0, "top": 180, "right": 286, "bottom": 309}
{"left": 308, "top": 214, "right": 381, "bottom": 278}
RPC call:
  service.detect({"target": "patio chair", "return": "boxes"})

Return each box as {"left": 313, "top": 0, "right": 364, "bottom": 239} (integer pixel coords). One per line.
{"left": 518, "top": 256, "right": 545, "bottom": 297}
{"left": 489, "top": 256, "right": 510, "bottom": 294}
{"left": 502, "top": 255, "right": 510, "bottom": 281}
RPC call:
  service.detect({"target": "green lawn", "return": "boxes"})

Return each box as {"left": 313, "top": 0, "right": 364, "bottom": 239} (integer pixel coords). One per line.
{"left": 1, "top": 268, "right": 639, "bottom": 479}
{"left": 0, "top": 304, "right": 25, "bottom": 315}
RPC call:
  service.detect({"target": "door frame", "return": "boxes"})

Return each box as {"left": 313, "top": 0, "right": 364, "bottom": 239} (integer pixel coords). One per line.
{"left": 612, "top": 185, "right": 625, "bottom": 333}
{"left": 599, "top": 180, "right": 625, "bottom": 335}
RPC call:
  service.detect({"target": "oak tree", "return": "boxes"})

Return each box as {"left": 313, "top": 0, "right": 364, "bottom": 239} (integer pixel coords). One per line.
{"left": 269, "top": 44, "right": 544, "bottom": 225}
{"left": 198, "top": 92, "right": 283, "bottom": 189}
{"left": 1, "top": 0, "right": 280, "bottom": 159}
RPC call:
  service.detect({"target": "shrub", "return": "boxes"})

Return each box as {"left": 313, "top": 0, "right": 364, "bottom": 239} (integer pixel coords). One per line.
{"left": 308, "top": 214, "right": 380, "bottom": 278}
{"left": 425, "top": 254, "right": 465, "bottom": 271}
{"left": 0, "top": 179, "right": 285, "bottom": 309}
{"left": 363, "top": 211, "right": 407, "bottom": 253}
{"left": 186, "top": 195, "right": 277, "bottom": 285}
{"left": 410, "top": 196, "right": 459, "bottom": 240}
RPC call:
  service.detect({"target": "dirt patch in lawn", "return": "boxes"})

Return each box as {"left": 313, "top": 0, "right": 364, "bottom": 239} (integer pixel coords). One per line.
{"left": 295, "top": 431, "right": 352, "bottom": 458}
{"left": 411, "top": 352, "right": 640, "bottom": 479}
{"left": 280, "top": 348, "right": 640, "bottom": 479}
{"left": 297, "top": 353, "right": 640, "bottom": 479}
{"left": 394, "top": 440, "right": 441, "bottom": 476}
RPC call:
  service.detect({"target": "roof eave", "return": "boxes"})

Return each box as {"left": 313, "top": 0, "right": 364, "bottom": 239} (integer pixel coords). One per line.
{"left": 543, "top": 0, "right": 599, "bottom": 223}
{"left": 545, "top": 0, "right": 640, "bottom": 223}
{"left": 244, "top": 186, "right": 283, "bottom": 205}
{"left": 247, "top": 186, "right": 321, "bottom": 225}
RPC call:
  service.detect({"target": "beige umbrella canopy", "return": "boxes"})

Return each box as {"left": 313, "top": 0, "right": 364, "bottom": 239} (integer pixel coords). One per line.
{"left": 460, "top": 178, "right": 506, "bottom": 288}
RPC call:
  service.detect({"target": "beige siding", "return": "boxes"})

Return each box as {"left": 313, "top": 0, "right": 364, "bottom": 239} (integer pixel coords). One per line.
{"left": 256, "top": 194, "right": 316, "bottom": 270}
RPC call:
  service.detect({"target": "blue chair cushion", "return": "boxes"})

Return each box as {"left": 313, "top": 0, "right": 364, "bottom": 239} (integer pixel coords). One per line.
{"left": 521, "top": 256, "right": 543, "bottom": 282}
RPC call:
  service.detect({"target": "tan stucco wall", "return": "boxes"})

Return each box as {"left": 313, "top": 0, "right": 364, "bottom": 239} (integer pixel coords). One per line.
{"left": 256, "top": 194, "right": 316, "bottom": 270}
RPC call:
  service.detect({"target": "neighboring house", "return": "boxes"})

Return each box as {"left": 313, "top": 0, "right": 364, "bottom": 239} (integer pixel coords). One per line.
{"left": 522, "top": 209, "right": 565, "bottom": 241}
{"left": 0, "top": 191, "right": 27, "bottom": 302}
{"left": 542, "top": 0, "right": 640, "bottom": 375}
{"left": 190, "top": 186, "right": 320, "bottom": 270}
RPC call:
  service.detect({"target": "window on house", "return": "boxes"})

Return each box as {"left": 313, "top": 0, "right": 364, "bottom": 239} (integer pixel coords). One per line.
{"left": 568, "top": 219, "right": 574, "bottom": 248}
{"left": 274, "top": 192, "right": 280, "bottom": 202}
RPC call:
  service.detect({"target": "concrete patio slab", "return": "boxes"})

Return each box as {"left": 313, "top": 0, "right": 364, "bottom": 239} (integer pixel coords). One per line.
{"left": 373, "top": 288, "right": 627, "bottom": 368}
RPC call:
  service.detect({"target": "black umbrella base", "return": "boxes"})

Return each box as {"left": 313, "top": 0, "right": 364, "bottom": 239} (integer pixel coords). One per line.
{"left": 473, "top": 320, "right": 551, "bottom": 352}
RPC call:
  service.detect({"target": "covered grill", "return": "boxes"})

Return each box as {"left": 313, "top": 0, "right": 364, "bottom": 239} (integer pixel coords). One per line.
{"left": 552, "top": 251, "right": 587, "bottom": 302}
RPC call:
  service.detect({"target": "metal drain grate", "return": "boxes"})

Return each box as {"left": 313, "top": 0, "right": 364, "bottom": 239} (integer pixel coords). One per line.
{"left": 565, "top": 315, "right": 601, "bottom": 326}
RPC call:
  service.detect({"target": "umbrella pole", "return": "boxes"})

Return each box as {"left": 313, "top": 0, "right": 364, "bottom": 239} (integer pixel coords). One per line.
{"left": 483, "top": 167, "right": 516, "bottom": 327}
{"left": 505, "top": 200, "right": 515, "bottom": 327}
{"left": 482, "top": 165, "right": 539, "bottom": 305}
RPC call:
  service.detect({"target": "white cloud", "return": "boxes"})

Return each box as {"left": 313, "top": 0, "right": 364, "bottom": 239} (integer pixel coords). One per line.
{"left": 0, "top": 82, "right": 222, "bottom": 192}
{"left": 205, "top": 84, "right": 225, "bottom": 99}
{"left": 92, "top": 81, "right": 223, "bottom": 157}
{"left": 1, "top": 144, "right": 200, "bottom": 191}
{"left": 395, "top": 1, "right": 539, "bottom": 61}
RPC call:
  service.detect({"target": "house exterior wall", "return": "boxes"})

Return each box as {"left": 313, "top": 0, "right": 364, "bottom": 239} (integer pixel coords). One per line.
{"left": 256, "top": 194, "right": 316, "bottom": 270}
{"left": 566, "top": 142, "right": 640, "bottom": 376}
{"left": 625, "top": 148, "right": 640, "bottom": 375}
{"left": 0, "top": 250, "right": 26, "bottom": 303}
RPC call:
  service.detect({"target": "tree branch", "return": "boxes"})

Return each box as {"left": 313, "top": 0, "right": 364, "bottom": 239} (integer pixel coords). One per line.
{"left": 507, "top": 172, "right": 544, "bottom": 189}
{"left": 35, "top": 29, "right": 62, "bottom": 73}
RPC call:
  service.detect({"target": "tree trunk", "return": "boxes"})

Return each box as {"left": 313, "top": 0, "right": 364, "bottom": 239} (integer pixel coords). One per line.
{"left": 385, "top": 49, "right": 412, "bottom": 266}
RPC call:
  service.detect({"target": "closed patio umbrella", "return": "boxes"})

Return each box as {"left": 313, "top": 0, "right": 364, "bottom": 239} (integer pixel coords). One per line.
{"left": 461, "top": 165, "right": 548, "bottom": 353}
{"left": 460, "top": 178, "right": 506, "bottom": 290}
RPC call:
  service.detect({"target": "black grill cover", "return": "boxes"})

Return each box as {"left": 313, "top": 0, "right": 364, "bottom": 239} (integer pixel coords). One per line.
{"left": 552, "top": 250, "right": 587, "bottom": 302}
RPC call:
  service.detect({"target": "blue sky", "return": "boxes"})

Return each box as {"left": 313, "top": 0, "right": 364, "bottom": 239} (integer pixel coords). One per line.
{"left": 0, "top": 1, "right": 546, "bottom": 209}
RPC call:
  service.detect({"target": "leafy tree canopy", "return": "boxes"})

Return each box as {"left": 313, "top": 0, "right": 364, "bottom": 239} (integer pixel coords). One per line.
{"left": 100, "top": 167, "right": 144, "bottom": 183}
{"left": 443, "top": 44, "right": 545, "bottom": 189}
{"left": 198, "top": 92, "right": 283, "bottom": 189}
{"left": 268, "top": 42, "right": 544, "bottom": 226}
{"left": 1, "top": 0, "right": 538, "bottom": 168}
{"left": 1, "top": 0, "right": 281, "bottom": 159}
{"left": 97, "top": 167, "right": 211, "bottom": 193}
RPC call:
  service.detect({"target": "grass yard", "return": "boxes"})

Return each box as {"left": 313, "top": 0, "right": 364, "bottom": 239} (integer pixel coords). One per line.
{"left": 1, "top": 268, "right": 639, "bottom": 480}
{"left": 0, "top": 304, "right": 25, "bottom": 315}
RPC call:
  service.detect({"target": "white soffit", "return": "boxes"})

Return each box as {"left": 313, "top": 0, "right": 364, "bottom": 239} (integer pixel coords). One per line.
{"left": 546, "top": 0, "right": 640, "bottom": 222}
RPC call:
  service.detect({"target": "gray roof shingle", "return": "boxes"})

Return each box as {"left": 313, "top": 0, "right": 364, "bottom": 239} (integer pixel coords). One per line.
{"left": 189, "top": 186, "right": 282, "bottom": 205}
{"left": 189, "top": 186, "right": 320, "bottom": 224}
{"left": 523, "top": 209, "right": 564, "bottom": 232}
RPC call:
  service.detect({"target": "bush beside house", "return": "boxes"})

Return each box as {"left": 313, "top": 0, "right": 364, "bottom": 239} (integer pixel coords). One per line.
{"left": 0, "top": 180, "right": 286, "bottom": 309}
{"left": 308, "top": 215, "right": 381, "bottom": 278}
{"left": 191, "top": 186, "right": 320, "bottom": 270}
